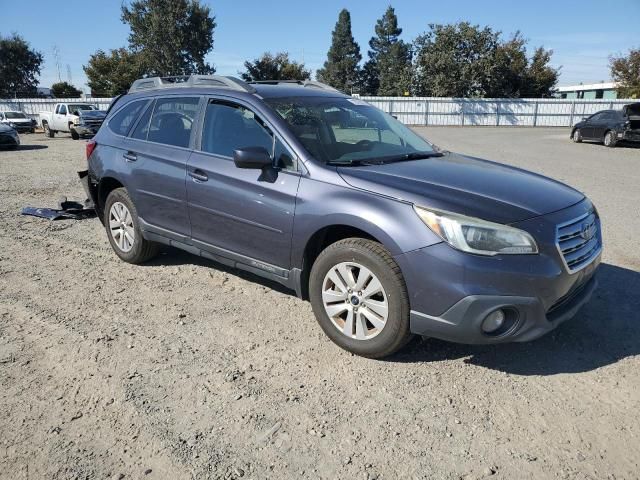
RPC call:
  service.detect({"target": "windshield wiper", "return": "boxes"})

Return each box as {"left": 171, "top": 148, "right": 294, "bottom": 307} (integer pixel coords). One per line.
{"left": 327, "top": 151, "right": 445, "bottom": 167}
{"left": 381, "top": 151, "right": 445, "bottom": 163}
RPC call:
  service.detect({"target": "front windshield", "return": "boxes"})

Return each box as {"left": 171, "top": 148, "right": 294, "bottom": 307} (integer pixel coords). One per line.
{"left": 70, "top": 105, "right": 96, "bottom": 112}
{"left": 5, "top": 112, "right": 27, "bottom": 119}
{"left": 265, "top": 96, "right": 434, "bottom": 164}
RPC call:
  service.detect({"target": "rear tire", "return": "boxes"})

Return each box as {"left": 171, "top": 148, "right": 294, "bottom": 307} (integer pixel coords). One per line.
{"left": 43, "top": 122, "right": 55, "bottom": 138}
{"left": 309, "top": 238, "right": 412, "bottom": 358}
{"left": 572, "top": 129, "right": 582, "bottom": 143}
{"left": 104, "top": 188, "right": 160, "bottom": 264}
{"left": 604, "top": 130, "right": 617, "bottom": 148}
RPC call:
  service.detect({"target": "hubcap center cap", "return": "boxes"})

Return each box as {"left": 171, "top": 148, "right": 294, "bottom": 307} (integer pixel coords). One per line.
{"left": 350, "top": 296, "right": 360, "bottom": 306}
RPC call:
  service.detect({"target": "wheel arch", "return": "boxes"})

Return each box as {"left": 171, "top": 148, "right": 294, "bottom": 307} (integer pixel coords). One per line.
{"left": 97, "top": 176, "right": 126, "bottom": 221}
{"left": 297, "top": 222, "right": 394, "bottom": 300}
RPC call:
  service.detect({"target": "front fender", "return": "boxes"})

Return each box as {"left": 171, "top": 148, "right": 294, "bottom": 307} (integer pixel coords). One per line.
{"left": 291, "top": 176, "right": 441, "bottom": 268}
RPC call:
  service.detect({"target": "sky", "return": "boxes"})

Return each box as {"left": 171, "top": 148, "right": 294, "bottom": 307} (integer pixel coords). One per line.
{"left": 1, "top": 0, "right": 638, "bottom": 93}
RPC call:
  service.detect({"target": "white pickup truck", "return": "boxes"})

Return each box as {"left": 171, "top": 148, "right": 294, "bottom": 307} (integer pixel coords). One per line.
{"left": 39, "top": 103, "right": 106, "bottom": 140}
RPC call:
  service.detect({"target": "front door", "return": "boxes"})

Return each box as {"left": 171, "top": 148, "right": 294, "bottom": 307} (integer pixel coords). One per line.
{"left": 53, "top": 104, "right": 68, "bottom": 131}
{"left": 186, "top": 99, "right": 300, "bottom": 270}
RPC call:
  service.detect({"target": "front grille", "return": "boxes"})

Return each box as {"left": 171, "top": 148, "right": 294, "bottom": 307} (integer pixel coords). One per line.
{"left": 556, "top": 211, "right": 601, "bottom": 273}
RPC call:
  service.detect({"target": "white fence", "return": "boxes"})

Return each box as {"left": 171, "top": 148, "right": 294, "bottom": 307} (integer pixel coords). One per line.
{"left": 0, "top": 98, "right": 113, "bottom": 121}
{"left": 360, "top": 97, "right": 634, "bottom": 127}
{"left": 1, "top": 96, "right": 635, "bottom": 127}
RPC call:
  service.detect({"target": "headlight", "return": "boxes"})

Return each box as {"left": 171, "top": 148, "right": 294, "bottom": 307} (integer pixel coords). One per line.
{"left": 414, "top": 205, "right": 538, "bottom": 255}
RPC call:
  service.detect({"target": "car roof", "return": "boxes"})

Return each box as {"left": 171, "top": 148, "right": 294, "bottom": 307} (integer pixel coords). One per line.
{"left": 252, "top": 84, "right": 348, "bottom": 99}
{"left": 124, "top": 75, "right": 349, "bottom": 103}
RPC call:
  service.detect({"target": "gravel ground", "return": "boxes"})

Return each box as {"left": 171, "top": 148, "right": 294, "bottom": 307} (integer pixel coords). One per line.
{"left": 1, "top": 128, "right": 639, "bottom": 480}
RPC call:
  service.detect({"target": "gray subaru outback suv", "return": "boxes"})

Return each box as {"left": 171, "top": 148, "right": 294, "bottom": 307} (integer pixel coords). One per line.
{"left": 84, "top": 75, "right": 601, "bottom": 358}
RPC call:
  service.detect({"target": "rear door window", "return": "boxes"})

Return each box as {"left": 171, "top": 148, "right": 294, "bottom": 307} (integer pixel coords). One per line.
{"left": 147, "top": 97, "right": 200, "bottom": 148}
{"left": 109, "top": 100, "right": 149, "bottom": 137}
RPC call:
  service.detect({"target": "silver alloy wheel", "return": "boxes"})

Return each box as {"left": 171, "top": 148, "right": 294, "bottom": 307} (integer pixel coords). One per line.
{"left": 604, "top": 132, "right": 612, "bottom": 146}
{"left": 573, "top": 129, "right": 580, "bottom": 142}
{"left": 109, "top": 201, "right": 135, "bottom": 252}
{"left": 322, "top": 261, "right": 389, "bottom": 340}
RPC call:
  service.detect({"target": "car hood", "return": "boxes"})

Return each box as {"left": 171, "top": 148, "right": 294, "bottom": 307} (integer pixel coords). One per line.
{"left": 78, "top": 110, "right": 107, "bottom": 119}
{"left": 0, "top": 123, "right": 16, "bottom": 133}
{"left": 337, "top": 152, "right": 585, "bottom": 224}
{"left": 2, "top": 118, "right": 31, "bottom": 124}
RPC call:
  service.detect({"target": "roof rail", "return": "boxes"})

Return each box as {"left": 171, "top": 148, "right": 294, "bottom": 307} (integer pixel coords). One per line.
{"left": 128, "top": 75, "right": 257, "bottom": 94}
{"left": 247, "top": 79, "right": 340, "bottom": 92}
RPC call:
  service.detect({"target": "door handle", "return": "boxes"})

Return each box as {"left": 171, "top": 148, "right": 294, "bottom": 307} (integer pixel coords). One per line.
{"left": 123, "top": 152, "right": 137, "bottom": 162}
{"left": 189, "top": 169, "right": 208, "bottom": 182}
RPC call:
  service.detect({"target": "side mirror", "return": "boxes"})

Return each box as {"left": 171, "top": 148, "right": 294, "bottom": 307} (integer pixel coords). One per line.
{"left": 233, "top": 146, "right": 272, "bottom": 169}
{"left": 582, "top": 117, "right": 588, "bottom": 121}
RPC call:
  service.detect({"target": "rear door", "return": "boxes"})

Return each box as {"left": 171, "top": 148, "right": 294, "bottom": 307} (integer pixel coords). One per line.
{"left": 591, "top": 111, "right": 612, "bottom": 140}
{"left": 186, "top": 98, "right": 301, "bottom": 270}
{"left": 125, "top": 96, "right": 202, "bottom": 238}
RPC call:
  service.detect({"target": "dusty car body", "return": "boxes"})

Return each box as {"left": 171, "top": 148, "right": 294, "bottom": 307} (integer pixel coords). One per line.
{"left": 82, "top": 75, "right": 602, "bottom": 358}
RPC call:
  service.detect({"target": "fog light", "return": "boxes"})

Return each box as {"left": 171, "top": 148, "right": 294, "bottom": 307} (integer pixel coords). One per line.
{"left": 481, "top": 309, "right": 505, "bottom": 334}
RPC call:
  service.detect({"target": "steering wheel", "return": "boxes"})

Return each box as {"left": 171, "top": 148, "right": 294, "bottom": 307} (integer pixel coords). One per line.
{"left": 355, "top": 139, "right": 376, "bottom": 151}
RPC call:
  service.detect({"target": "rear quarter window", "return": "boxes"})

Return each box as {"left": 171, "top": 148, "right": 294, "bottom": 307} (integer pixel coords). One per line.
{"left": 108, "top": 100, "right": 149, "bottom": 137}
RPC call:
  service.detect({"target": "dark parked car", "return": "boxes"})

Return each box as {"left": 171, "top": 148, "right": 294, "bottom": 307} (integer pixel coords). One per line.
{"left": 571, "top": 103, "right": 640, "bottom": 147}
{"left": 0, "top": 123, "right": 20, "bottom": 149}
{"left": 84, "top": 75, "right": 601, "bottom": 358}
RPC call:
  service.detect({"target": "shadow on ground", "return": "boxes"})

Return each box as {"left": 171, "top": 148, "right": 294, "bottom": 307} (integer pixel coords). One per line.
{"left": 16, "top": 145, "right": 48, "bottom": 151}
{"left": 139, "top": 247, "right": 639, "bottom": 375}
{"left": 143, "top": 246, "right": 295, "bottom": 296}
{"left": 390, "top": 263, "right": 640, "bottom": 375}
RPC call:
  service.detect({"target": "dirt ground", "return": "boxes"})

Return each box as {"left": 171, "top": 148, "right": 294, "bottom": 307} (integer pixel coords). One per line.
{"left": 1, "top": 129, "right": 639, "bottom": 480}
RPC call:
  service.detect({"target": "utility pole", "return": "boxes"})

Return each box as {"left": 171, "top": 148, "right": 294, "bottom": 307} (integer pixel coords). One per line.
{"left": 52, "top": 45, "right": 62, "bottom": 83}
{"left": 66, "top": 64, "right": 73, "bottom": 85}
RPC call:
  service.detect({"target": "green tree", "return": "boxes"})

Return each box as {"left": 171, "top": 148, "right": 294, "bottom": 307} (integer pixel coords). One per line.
{"left": 51, "top": 81, "right": 82, "bottom": 98}
{"left": 521, "top": 47, "right": 559, "bottom": 98}
{"left": 358, "top": 60, "right": 380, "bottom": 96}
{"left": 316, "top": 9, "right": 361, "bottom": 93}
{"left": 240, "top": 52, "right": 311, "bottom": 81}
{"left": 413, "top": 22, "right": 500, "bottom": 97}
{"left": 486, "top": 32, "right": 528, "bottom": 98}
{"left": 84, "top": 48, "right": 147, "bottom": 96}
{"left": 0, "top": 33, "right": 43, "bottom": 97}
{"left": 121, "top": 0, "right": 216, "bottom": 76}
{"left": 610, "top": 48, "right": 640, "bottom": 99}
{"left": 366, "top": 6, "right": 412, "bottom": 96}
{"left": 413, "top": 23, "right": 559, "bottom": 98}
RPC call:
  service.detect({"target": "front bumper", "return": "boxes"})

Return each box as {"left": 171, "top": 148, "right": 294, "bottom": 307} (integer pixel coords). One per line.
{"left": 0, "top": 132, "right": 20, "bottom": 147}
{"left": 10, "top": 124, "right": 34, "bottom": 133}
{"left": 74, "top": 124, "right": 102, "bottom": 136}
{"left": 395, "top": 199, "right": 601, "bottom": 344}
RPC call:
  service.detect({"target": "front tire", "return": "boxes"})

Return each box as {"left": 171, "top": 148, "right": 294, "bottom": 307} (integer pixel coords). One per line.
{"left": 604, "top": 130, "right": 617, "bottom": 148}
{"left": 309, "top": 238, "right": 411, "bottom": 358}
{"left": 572, "top": 129, "right": 582, "bottom": 143}
{"left": 104, "top": 188, "right": 160, "bottom": 264}
{"left": 70, "top": 128, "right": 80, "bottom": 140}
